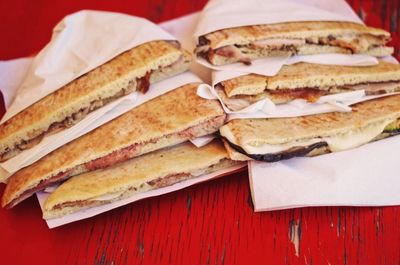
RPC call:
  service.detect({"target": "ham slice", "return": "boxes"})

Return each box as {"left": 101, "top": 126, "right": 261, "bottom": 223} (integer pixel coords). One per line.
{"left": 346, "top": 81, "right": 400, "bottom": 95}
{"left": 214, "top": 46, "right": 251, "bottom": 65}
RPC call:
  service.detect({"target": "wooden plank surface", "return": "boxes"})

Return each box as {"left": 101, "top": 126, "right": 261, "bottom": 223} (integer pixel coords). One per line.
{"left": 0, "top": 1, "right": 399, "bottom": 264}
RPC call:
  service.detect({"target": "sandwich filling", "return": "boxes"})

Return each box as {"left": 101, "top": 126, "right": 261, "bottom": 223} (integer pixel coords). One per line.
{"left": 216, "top": 81, "right": 400, "bottom": 111}
{"left": 0, "top": 53, "right": 190, "bottom": 162}
{"left": 196, "top": 33, "right": 391, "bottom": 65}
{"left": 4, "top": 115, "right": 226, "bottom": 208}
{"left": 220, "top": 118, "right": 400, "bottom": 162}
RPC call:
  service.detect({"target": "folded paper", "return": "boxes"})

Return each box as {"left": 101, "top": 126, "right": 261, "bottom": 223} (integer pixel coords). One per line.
{"left": 249, "top": 136, "right": 400, "bottom": 211}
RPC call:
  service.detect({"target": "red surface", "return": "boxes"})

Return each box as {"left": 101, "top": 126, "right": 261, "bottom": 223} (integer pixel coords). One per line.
{"left": 0, "top": 1, "right": 400, "bottom": 264}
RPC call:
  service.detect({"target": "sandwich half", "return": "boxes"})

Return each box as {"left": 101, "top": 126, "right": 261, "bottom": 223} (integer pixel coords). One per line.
{"left": 220, "top": 94, "right": 400, "bottom": 161}
{"left": 195, "top": 21, "right": 393, "bottom": 65}
{"left": 43, "top": 140, "right": 237, "bottom": 219}
{"left": 2, "top": 82, "right": 225, "bottom": 208}
{"left": 0, "top": 40, "right": 191, "bottom": 162}
{"left": 216, "top": 61, "right": 400, "bottom": 111}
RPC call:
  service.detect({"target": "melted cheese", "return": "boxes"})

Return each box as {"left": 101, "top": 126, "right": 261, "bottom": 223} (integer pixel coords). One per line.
{"left": 324, "top": 120, "right": 392, "bottom": 152}
{"left": 221, "top": 119, "right": 394, "bottom": 155}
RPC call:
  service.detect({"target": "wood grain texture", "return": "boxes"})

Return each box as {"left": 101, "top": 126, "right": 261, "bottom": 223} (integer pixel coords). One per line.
{"left": 0, "top": 1, "right": 399, "bottom": 265}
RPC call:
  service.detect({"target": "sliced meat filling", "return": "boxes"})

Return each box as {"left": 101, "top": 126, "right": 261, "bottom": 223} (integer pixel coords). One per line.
{"left": 197, "top": 33, "right": 389, "bottom": 64}
{"left": 0, "top": 55, "right": 187, "bottom": 162}
{"left": 4, "top": 115, "right": 226, "bottom": 208}
{"left": 217, "top": 81, "right": 400, "bottom": 111}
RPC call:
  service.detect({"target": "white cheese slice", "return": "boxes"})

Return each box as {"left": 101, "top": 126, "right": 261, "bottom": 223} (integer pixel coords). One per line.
{"left": 221, "top": 119, "right": 395, "bottom": 155}
{"left": 324, "top": 119, "right": 393, "bottom": 152}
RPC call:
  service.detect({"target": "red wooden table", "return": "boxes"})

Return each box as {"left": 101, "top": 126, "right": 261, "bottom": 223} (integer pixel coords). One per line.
{"left": 1, "top": 1, "right": 399, "bottom": 264}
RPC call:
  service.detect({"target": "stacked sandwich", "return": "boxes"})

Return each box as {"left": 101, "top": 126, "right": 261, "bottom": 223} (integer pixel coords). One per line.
{"left": 216, "top": 62, "right": 400, "bottom": 161}
{"left": 0, "top": 14, "right": 239, "bottom": 220}
{"left": 193, "top": 0, "right": 400, "bottom": 163}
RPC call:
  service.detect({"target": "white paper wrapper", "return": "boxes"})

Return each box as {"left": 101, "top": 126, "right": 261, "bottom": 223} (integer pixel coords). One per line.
{"left": 0, "top": 14, "right": 205, "bottom": 109}
{"left": 198, "top": 54, "right": 380, "bottom": 77}
{"left": 249, "top": 136, "right": 400, "bottom": 211}
{"left": 37, "top": 163, "right": 246, "bottom": 228}
{"left": 197, "top": 83, "right": 400, "bottom": 120}
{"left": 210, "top": 54, "right": 380, "bottom": 81}
{"left": 194, "top": 0, "right": 361, "bottom": 39}
{"left": 0, "top": 72, "right": 202, "bottom": 180}
{"left": 190, "top": 135, "right": 216, "bottom": 147}
{"left": 0, "top": 58, "right": 33, "bottom": 108}
{"left": 160, "top": 13, "right": 212, "bottom": 84}
{"left": 1, "top": 10, "right": 176, "bottom": 123}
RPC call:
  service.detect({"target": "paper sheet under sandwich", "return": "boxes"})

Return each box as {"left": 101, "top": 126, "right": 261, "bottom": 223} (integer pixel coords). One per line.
{"left": 196, "top": 83, "right": 400, "bottom": 120}
{"left": 249, "top": 135, "right": 400, "bottom": 211}
{"left": 1, "top": 10, "right": 176, "bottom": 123}
{"left": 0, "top": 58, "right": 33, "bottom": 108}
{"left": 37, "top": 163, "right": 246, "bottom": 228}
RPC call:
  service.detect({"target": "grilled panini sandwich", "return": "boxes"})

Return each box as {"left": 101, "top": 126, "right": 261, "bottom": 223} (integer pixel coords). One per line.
{"left": 195, "top": 21, "right": 393, "bottom": 65}
{"left": 216, "top": 61, "right": 400, "bottom": 111}
{"left": 43, "top": 140, "right": 237, "bottom": 219}
{"left": 0, "top": 40, "right": 191, "bottom": 162}
{"left": 220, "top": 94, "right": 400, "bottom": 161}
{"left": 2, "top": 83, "right": 225, "bottom": 208}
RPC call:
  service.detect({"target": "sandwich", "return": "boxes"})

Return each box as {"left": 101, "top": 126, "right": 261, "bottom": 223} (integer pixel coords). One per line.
{"left": 216, "top": 61, "right": 400, "bottom": 111}
{"left": 2, "top": 83, "right": 226, "bottom": 208}
{"left": 219, "top": 94, "right": 400, "bottom": 161}
{"left": 0, "top": 40, "right": 191, "bottom": 162}
{"left": 195, "top": 21, "right": 393, "bottom": 65}
{"left": 42, "top": 140, "right": 237, "bottom": 219}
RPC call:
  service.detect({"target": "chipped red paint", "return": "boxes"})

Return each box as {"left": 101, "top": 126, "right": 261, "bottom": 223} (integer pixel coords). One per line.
{"left": 0, "top": 1, "right": 399, "bottom": 265}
